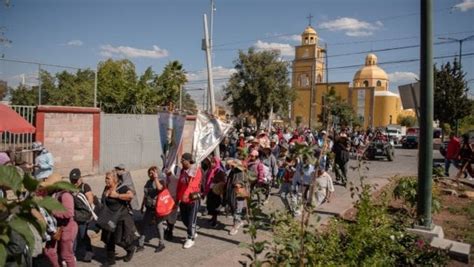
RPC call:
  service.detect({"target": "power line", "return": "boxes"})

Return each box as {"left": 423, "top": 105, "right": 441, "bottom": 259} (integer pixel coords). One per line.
{"left": 184, "top": 52, "right": 474, "bottom": 85}
{"left": 211, "top": 7, "right": 453, "bottom": 49}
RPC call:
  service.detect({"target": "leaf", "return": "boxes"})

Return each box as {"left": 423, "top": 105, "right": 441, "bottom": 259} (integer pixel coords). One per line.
{"left": 0, "top": 244, "right": 6, "bottom": 267}
{"left": 43, "top": 181, "right": 78, "bottom": 193}
{"left": 36, "top": 196, "right": 66, "bottom": 212}
{"left": 23, "top": 172, "right": 40, "bottom": 192}
{"left": 0, "top": 233, "right": 9, "bottom": 245}
{"left": 0, "top": 165, "right": 23, "bottom": 191}
{"left": 9, "top": 216, "right": 35, "bottom": 252}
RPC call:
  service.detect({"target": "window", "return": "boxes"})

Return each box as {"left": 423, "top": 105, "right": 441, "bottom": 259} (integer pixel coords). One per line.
{"left": 363, "top": 80, "right": 369, "bottom": 87}
{"left": 317, "top": 74, "right": 322, "bottom": 83}
{"left": 376, "top": 80, "right": 382, "bottom": 87}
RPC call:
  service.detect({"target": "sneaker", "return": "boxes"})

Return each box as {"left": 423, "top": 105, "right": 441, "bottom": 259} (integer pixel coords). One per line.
{"left": 193, "top": 232, "right": 198, "bottom": 239}
{"left": 183, "top": 238, "right": 195, "bottom": 249}
{"left": 229, "top": 221, "right": 244, "bottom": 236}
{"left": 229, "top": 226, "right": 239, "bottom": 236}
{"left": 136, "top": 246, "right": 145, "bottom": 252}
{"left": 467, "top": 177, "right": 474, "bottom": 181}
{"left": 155, "top": 243, "right": 165, "bottom": 253}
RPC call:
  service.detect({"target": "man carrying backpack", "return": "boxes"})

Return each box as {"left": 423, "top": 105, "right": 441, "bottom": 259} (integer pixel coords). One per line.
{"left": 69, "top": 168, "right": 95, "bottom": 262}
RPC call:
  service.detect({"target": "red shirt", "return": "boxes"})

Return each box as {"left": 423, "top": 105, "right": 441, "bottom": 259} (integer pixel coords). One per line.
{"left": 446, "top": 137, "right": 460, "bottom": 160}
{"left": 176, "top": 165, "right": 202, "bottom": 204}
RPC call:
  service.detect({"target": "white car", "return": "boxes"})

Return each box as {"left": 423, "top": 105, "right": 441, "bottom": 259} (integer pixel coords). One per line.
{"left": 387, "top": 128, "right": 402, "bottom": 144}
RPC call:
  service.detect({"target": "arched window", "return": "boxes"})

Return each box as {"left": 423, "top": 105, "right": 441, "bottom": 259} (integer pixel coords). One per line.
{"left": 363, "top": 80, "right": 369, "bottom": 87}
{"left": 376, "top": 80, "right": 382, "bottom": 87}
{"left": 317, "top": 74, "right": 322, "bottom": 83}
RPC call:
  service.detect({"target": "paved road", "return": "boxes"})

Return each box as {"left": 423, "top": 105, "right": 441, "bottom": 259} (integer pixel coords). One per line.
{"left": 77, "top": 148, "right": 434, "bottom": 267}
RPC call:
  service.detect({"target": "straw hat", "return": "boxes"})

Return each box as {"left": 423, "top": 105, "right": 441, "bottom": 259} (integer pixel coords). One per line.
{"left": 40, "top": 173, "right": 63, "bottom": 187}
{"left": 227, "top": 159, "right": 246, "bottom": 171}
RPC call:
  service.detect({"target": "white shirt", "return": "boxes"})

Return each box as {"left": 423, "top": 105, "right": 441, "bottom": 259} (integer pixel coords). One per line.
{"left": 315, "top": 171, "right": 335, "bottom": 206}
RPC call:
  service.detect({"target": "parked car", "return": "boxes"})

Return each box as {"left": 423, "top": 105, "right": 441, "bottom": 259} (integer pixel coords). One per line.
{"left": 402, "top": 135, "right": 418, "bottom": 149}
{"left": 387, "top": 127, "right": 402, "bottom": 144}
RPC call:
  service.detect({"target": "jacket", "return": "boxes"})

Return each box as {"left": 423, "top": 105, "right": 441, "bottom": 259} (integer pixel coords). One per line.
{"left": 34, "top": 150, "right": 54, "bottom": 179}
{"left": 176, "top": 165, "right": 202, "bottom": 204}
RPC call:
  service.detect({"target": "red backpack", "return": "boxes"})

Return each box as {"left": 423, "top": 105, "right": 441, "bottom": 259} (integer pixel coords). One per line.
{"left": 155, "top": 189, "right": 175, "bottom": 217}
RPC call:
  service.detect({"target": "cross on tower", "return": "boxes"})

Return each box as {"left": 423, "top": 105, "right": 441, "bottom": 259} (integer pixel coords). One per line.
{"left": 306, "top": 13, "right": 313, "bottom": 26}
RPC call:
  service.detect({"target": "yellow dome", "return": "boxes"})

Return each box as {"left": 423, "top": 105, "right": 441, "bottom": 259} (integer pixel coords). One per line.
{"left": 353, "top": 53, "right": 388, "bottom": 81}
{"left": 302, "top": 26, "right": 317, "bottom": 35}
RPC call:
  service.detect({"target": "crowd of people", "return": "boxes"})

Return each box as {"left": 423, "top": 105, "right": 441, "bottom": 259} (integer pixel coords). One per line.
{"left": 1, "top": 126, "right": 473, "bottom": 267}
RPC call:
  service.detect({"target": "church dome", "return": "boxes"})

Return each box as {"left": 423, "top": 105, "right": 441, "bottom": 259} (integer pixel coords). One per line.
{"left": 302, "top": 26, "right": 317, "bottom": 35}
{"left": 353, "top": 53, "right": 389, "bottom": 89}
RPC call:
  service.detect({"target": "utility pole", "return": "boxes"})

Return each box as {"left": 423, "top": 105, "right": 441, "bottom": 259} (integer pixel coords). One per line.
{"left": 94, "top": 68, "right": 98, "bottom": 108}
{"left": 179, "top": 84, "right": 183, "bottom": 111}
{"left": 38, "top": 64, "right": 42, "bottom": 105}
{"left": 204, "top": 13, "right": 219, "bottom": 157}
{"left": 417, "top": 0, "right": 434, "bottom": 229}
{"left": 203, "top": 14, "right": 216, "bottom": 114}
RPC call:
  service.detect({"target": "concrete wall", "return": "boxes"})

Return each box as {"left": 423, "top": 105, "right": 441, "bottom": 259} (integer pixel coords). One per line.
{"left": 36, "top": 106, "right": 100, "bottom": 177}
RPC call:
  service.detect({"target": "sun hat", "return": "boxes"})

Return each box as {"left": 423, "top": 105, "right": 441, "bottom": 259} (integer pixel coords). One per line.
{"left": 41, "top": 173, "right": 63, "bottom": 187}
{"left": 250, "top": 150, "right": 259, "bottom": 157}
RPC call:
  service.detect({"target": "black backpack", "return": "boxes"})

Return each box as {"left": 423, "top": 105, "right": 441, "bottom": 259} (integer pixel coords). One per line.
{"left": 73, "top": 184, "right": 93, "bottom": 223}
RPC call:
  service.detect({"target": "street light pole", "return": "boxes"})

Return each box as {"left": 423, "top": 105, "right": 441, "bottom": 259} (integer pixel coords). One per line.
{"left": 438, "top": 35, "right": 474, "bottom": 136}
{"left": 438, "top": 35, "right": 474, "bottom": 67}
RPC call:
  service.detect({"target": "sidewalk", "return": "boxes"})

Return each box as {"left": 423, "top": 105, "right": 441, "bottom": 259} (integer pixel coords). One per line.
{"left": 77, "top": 148, "right": 421, "bottom": 266}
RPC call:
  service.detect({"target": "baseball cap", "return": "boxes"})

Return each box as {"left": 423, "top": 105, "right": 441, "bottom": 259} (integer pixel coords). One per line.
{"left": 115, "top": 163, "right": 126, "bottom": 170}
{"left": 69, "top": 168, "right": 81, "bottom": 181}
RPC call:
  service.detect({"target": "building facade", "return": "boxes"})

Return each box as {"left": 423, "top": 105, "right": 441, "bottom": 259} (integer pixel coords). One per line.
{"left": 291, "top": 25, "right": 410, "bottom": 129}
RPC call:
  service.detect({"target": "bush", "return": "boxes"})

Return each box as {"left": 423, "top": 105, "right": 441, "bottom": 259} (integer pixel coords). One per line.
{"left": 242, "top": 176, "right": 449, "bottom": 266}
{"left": 393, "top": 176, "right": 441, "bottom": 216}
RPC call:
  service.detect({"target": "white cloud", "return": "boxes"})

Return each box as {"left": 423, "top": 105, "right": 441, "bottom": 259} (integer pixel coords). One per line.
{"left": 66, "top": 40, "right": 83, "bottom": 46}
{"left": 279, "top": 34, "right": 301, "bottom": 43}
{"left": 186, "top": 66, "right": 237, "bottom": 107}
{"left": 253, "top": 40, "right": 294, "bottom": 57}
{"left": 453, "top": 0, "right": 474, "bottom": 11}
{"left": 319, "top": 17, "right": 383, "bottom": 37}
{"left": 100, "top": 44, "right": 169, "bottom": 59}
{"left": 346, "top": 31, "right": 373, "bottom": 37}
{"left": 3, "top": 73, "right": 39, "bottom": 88}
{"left": 388, "top": 72, "right": 419, "bottom": 84}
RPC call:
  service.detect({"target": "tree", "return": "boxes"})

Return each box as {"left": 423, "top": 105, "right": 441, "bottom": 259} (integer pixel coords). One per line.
{"left": 319, "top": 87, "right": 359, "bottom": 128}
{"left": 49, "top": 69, "right": 94, "bottom": 107}
{"left": 0, "top": 81, "right": 7, "bottom": 100}
{"left": 182, "top": 92, "right": 197, "bottom": 114}
{"left": 155, "top": 60, "right": 187, "bottom": 108}
{"left": 397, "top": 115, "right": 417, "bottom": 127}
{"left": 10, "top": 84, "right": 38, "bottom": 106}
{"left": 223, "top": 48, "right": 294, "bottom": 128}
{"left": 434, "top": 59, "right": 471, "bottom": 132}
{"left": 97, "top": 59, "right": 137, "bottom": 113}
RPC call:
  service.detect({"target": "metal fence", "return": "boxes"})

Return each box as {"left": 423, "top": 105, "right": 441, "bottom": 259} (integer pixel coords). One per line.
{"left": 1, "top": 105, "right": 36, "bottom": 164}
{"left": 99, "top": 113, "right": 163, "bottom": 173}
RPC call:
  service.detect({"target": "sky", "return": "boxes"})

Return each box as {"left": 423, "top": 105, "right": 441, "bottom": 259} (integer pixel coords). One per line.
{"left": 1, "top": 0, "right": 473, "bottom": 107}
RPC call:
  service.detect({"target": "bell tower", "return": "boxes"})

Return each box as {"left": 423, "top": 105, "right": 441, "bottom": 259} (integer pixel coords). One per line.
{"left": 291, "top": 19, "right": 326, "bottom": 127}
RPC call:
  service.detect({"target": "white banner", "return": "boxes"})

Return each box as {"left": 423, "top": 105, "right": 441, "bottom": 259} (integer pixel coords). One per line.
{"left": 192, "top": 111, "right": 232, "bottom": 163}
{"left": 158, "top": 111, "right": 186, "bottom": 171}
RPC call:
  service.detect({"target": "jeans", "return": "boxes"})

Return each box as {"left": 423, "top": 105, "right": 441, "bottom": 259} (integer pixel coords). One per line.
{"left": 233, "top": 199, "right": 247, "bottom": 224}
{"left": 335, "top": 160, "right": 348, "bottom": 183}
{"left": 180, "top": 201, "right": 199, "bottom": 240}
{"left": 44, "top": 232, "right": 77, "bottom": 267}
{"left": 444, "top": 159, "right": 460, "bottom": 177}
{"left": 139, "top": 208, "right": 165, "bottom": 246}
{"left": 74, "top": 223, "right": 92, "bottom": 259}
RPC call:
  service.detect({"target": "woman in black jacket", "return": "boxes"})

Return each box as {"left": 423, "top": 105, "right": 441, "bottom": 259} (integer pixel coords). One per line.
{"left": 100, "top": 170, "right": 136, "bottom": 265}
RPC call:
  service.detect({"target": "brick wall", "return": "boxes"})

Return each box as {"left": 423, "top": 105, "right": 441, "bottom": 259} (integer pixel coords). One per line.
{"left": 36, "top": 106, "right": 100, "bottom": 177}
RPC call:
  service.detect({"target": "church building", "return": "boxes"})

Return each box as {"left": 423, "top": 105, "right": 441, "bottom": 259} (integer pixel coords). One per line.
{"left": 291, "top": 24, "right": 411, "bottom": 129}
